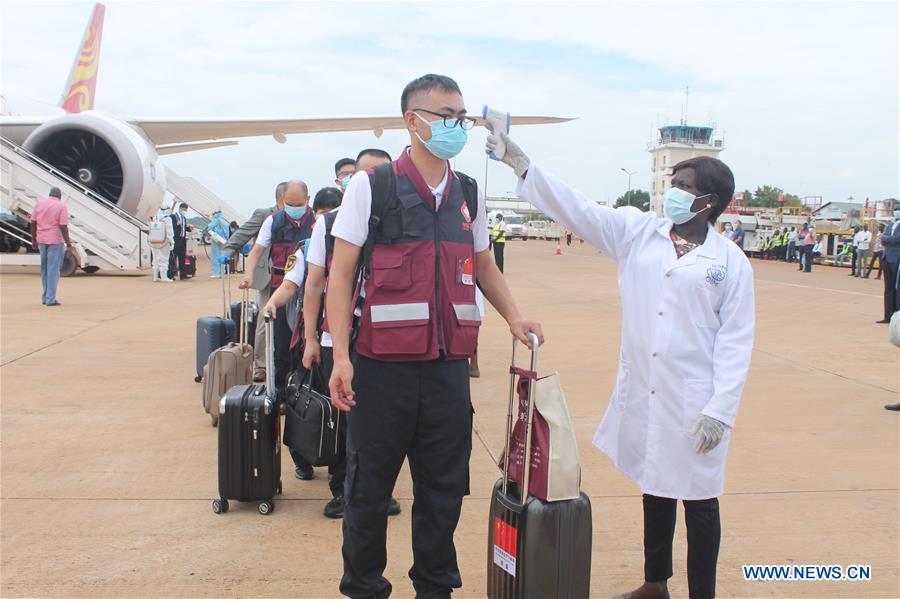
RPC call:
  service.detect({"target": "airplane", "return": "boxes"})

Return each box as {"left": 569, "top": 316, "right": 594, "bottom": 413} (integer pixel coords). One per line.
{"left": 1, "top": 3, "right": 571, "bottom": 226}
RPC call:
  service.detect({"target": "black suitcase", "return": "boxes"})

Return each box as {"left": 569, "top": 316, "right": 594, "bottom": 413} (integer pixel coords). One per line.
{"left": 283, "top": 365, "right": 345, "bottom": 467}
{"left": 213, "top": 315, "right": 282, "bottom": 515}
{"left": 195, "top": 273, "right": 238, "bottom": 382}
{"left": 486, "top": 334, "right": 592, "bottom": 598}
{"left": 230, "top": 298, "right": 258, "bottom": 347}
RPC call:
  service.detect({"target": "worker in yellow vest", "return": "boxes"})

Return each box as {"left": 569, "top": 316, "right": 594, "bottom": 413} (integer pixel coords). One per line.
{"left": 492, "top": 214, "right": 507, "bottom": 273}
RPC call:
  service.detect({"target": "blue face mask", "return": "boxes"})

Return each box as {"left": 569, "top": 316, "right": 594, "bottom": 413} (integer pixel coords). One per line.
{"left": 663, "top": 187, "right": 712, "bottom": 225}
{"left": 284, "top": 205, "right": 306, "bottom": 219}
{"left": 894, "top": 210, "right": 900, "bottom": 219}
{"left": 415, "top": 113, "right": 467, "bottom": 160}
{"left": 340, "top": 175, "right": 352, "bottom": 190}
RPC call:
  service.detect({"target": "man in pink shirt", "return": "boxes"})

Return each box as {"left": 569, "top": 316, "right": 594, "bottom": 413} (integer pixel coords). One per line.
{"left": 29, "top": 187, "right": 72, "bottom": 306}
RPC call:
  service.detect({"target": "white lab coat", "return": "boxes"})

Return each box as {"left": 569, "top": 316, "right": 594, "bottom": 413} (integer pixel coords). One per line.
{"left": 518, "top": 165, "right": 755, "bottom": 499}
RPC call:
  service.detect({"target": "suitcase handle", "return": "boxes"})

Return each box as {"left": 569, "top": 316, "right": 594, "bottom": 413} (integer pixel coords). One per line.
{"left": 502, "top": 332, "right": 540, "bottom": 507}
{"left": 264, "top": 312, "right": 275, "bottom": 400}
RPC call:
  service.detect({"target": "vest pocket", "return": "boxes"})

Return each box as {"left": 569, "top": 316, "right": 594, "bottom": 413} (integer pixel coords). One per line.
{"left": 372, "top": 252, "right": 411, "bottom": 290}
{"left": 369, "top": 302, "right": 430, "bottom": 356}
{"left": 447, "top": 303, "right": 481, "bottom": 357}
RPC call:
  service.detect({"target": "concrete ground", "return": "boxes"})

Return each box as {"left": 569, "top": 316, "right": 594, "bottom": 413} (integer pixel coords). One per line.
{"left": 1, "top": 241, "right": 897, "bottom": 598}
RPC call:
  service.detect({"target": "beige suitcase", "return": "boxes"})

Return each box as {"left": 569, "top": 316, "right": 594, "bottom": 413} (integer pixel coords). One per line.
{"left": 202, "top": 290, "right": 254, "bottom": 426}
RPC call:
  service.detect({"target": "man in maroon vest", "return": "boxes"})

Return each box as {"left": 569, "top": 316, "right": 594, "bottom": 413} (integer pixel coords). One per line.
{"left": 327, "top": 74, "right": 543, "bottom": 598}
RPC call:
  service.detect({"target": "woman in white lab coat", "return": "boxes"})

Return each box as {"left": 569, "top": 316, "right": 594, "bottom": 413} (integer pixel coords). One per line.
{"left": 487, "top": 134, "right": 755, "bottom": 599}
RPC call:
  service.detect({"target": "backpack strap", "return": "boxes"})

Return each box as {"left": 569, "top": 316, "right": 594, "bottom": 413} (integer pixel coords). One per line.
{"left": 456, "top": 171, "right": 479, "bottom": 228}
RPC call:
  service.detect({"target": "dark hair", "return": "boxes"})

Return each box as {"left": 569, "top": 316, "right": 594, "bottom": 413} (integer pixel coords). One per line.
{"left": 178, "top": 202, "right": 188, "bottom": 210}
{"left": 313, "top": 187, "right": 343, "bottom": 212}
{"left": 356, "top": 148, "right": 392, "bottom": 163}
{"left": 400, "top": 74, "right": 462, "bottom": 114}
{"left": 670, "top": 156, "right": 735, "bottom": 223}
{"left": 275, "top": 181, "right": 288, "bottom": 200}
{"left": 334, "top": 158, "right": 355, "bottom": 176}
{"left": 49, "top": 187, "right": 62, "bottom": 198}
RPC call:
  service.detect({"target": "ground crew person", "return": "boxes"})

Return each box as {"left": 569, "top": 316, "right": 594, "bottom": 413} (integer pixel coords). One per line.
{"left": 302, "top": 151, "right": 401, "bottom": 519}
{"left": 326, "top": 74, "right": 543, "bottom": 599}
{"left": 203, "top": 210, "right": 231, "bottom": 278}
{"left": 491, "top": 213, "right": 507, "bottom": 272}
{"left": 488, "top": 131, "right": 754, "bottom": 599}
{"left": 240, "top": 180, "right": 316, "bottom": 479}
{"left": 148, "top": 205, "right": 175, "bottom": 283}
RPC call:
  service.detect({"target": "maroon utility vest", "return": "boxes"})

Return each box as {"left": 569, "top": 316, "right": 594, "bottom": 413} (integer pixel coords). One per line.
{"left": 269, "top": 207, "right": 314, "bottom": 289}
{"left": 354, "top": 152, "right": 481, "bottom": 362}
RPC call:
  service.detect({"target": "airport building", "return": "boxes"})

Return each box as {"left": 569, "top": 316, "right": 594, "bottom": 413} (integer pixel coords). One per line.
{"left": 647, "top": 123, "right": 725, "bottom": 215}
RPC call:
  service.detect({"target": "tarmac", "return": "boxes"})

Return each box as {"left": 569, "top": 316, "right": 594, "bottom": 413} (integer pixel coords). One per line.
{"left": 1, "top": 240, "right": 898, "bottom": 598}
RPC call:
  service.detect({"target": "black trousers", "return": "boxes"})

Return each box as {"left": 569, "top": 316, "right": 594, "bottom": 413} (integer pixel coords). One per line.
{"left": 169, "top": 238, "right": 188, "bottom": 279}
{"left": 882, "top": 259, "right": 899, "bottom": 320}
{"left": 493, "top": 242, "right": 505, "bottom": 273}
{"left": 643, "top": 494, "right": 721, "bottom": 599}
{"left": 341, "top": 355, "right": 472, "bottom": 599}
{"left": 803, "top": 245, "right": 814, "bottom": 272}
{"left": 288, "top": 346, "right": 347, "bottom": 495}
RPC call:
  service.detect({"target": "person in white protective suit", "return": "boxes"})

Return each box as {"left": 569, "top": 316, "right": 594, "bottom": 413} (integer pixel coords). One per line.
{"left": 203, "top": 209, "right": 231, "bottom": 278}
{"left": 487, "top": 132, "right": 755, "bottom": 599}
{"left": 149, "top": 206, "right": 175, "bottom": 283}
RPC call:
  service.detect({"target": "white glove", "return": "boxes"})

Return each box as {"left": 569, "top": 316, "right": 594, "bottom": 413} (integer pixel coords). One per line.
{"left": 486, "top": 132, "right": 530, "bottom": 179}
{"left": 692, "top": 414, "right": 727, "bottom": 454}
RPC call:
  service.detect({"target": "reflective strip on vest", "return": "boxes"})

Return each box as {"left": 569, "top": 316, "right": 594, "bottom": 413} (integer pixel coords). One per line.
{"left": 452, "top": 303, "right": 481, "bottom": 322}
{"left": 370, "top": 302, "right": 429, "bottom": 323}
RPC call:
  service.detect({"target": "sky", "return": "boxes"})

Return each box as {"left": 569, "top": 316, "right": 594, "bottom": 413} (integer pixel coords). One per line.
{"left": 1, "top": 0, "right": 898, "bottom": 218}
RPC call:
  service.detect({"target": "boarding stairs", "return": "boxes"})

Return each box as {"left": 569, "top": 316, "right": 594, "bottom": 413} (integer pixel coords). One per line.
{"left": 0, "top": 136, "right": 150, "bottom": 273}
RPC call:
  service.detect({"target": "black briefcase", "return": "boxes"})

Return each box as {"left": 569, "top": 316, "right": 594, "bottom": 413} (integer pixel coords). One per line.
{"left": 283, "top": 366, "right": 345, "bottom": 467}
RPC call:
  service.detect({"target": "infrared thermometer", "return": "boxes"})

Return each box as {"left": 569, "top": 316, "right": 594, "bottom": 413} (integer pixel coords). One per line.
{"left": 483, "top": 105, "right": 510, "bottom": 160}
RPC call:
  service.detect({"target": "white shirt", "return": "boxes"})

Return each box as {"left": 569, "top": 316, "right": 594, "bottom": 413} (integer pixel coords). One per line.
{"left": 255, "top": 215, "right": 274, "bottom": 248}
{"left": 282, "top": 247, "right": 307, "bottom": 287}
{"left": 308, "top": 209, "right": 335, "bottom": 347}
{"left": 332, "top": 168, "right": 490, "bottom": 253}
{"left": 517, "top": 164, "right": 755, "bottom": 500}
{"left": 855, "top": 230, "right": 872, "bottom": 251}
{"left": 788, "top": 230, "right": 798, "bottom": 242}
{"left": 307, "top": 210, "right": 332, "bottom": 268}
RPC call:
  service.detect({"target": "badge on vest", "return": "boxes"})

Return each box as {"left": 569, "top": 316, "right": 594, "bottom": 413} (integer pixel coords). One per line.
{"left": 285, "top": 254, "right": 298, "bottom": 273}
{"left": 459, "top": 257, "right": 474, "bottom": 286}
{"left": 460, "top": 202, "right": 472, "bottom": 231}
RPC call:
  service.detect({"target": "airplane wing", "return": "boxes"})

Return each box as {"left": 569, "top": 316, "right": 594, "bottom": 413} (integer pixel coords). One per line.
{"left": 130, "top": 115, "right": 573, "bottom": 147}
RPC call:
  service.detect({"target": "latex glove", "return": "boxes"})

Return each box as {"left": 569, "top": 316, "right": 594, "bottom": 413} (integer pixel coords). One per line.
{"left": 217, "top": 255, "right": 231, "bottom": 264}
{"left": 241, "top": 242, "right": 253, "bottom": 256}
{"left": 692, "top": 414, "right": 726, "bottom": 454}
{"left": 486, "top": 132, "right": 530, "bottom": 178}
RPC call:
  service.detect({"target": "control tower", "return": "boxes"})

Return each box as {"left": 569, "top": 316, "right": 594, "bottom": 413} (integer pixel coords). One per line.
{"left": 647, "top": 123, "right": 724, "bottom": 215}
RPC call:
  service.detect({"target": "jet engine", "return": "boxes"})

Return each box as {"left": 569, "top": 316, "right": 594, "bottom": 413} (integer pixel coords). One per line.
{"left": 22, "top": 111, "right": 165, "bottom": 221}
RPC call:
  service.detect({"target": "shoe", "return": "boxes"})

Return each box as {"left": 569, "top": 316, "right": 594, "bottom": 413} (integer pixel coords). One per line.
{"left": 295, "top": 463, "right": 314, "bottom": 481}
{"left": 884, "top": 403, "right": 900, "bottom": 411}
{"left": 253, "top": 368, "right": 266, "bottom": 382}
{"left": 324, "top": 495, "right": 345, "bottom": 519}
{"left": 387, "top": 496, "right": 401, "bottom": 516}
{"left": 162, "top": 278, "right": 174, "bottom": 283}
{"left": 469, "top": 369, "right": 480, "bottom": 378}
{"left": 876, "top": 319, "right": 890, "bottom": 324}
{"left": 613, "top": 589, "right": 670, "bottom": 599}
{"left": 46, "top": 301, "right": 61, "bottom": 306}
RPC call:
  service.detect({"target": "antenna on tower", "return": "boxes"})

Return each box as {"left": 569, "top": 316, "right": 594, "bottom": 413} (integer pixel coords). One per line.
{"left": 684, "top": 86, "right": 690, "bottom": 125}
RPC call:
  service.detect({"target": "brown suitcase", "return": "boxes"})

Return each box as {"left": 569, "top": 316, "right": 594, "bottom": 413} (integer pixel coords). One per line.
{"left": 202, "top": 288, "right": 254, "bottom": 426}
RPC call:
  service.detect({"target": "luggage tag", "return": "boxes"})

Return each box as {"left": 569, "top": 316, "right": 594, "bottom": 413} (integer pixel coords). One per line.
{"left": 458, "top": 257, "right": 474, "bottom": 286}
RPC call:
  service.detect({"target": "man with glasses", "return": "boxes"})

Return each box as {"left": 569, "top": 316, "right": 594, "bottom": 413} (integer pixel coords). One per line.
{"left": 335, "top": 158, "right": 356, "bottom": 193}
{"left": 327, "top": 74, "right": 543, "bottom": 598}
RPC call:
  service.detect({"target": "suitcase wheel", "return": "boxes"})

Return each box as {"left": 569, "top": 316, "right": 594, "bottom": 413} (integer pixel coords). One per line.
{"left": 258, "top": 500, "right": 274, "bottom": 516}
{"left": 194, "top": 375, "right": 202, "bottom": 383}
{"left": 212, "top": 499, "right": 229, "bottom": 514}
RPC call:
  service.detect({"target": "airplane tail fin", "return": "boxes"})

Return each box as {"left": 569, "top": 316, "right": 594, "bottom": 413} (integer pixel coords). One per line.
{"left": 60, "top": 3, "right": 106, "bottom": 113}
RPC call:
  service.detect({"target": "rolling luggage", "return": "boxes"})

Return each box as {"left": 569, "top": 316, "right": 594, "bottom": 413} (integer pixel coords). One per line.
{"left": 230, "top": 299, "right": 258, "bottom": 347}
{"left": 202, "top": 290, "right": 255, "bottom": 426}
{"left": 486, "top": 334, "right": 592, "bottom": 599}
{"left": 283, "top": 365, "right": 345, "bottom": 467}
{"left": 194, "top": 273, "right": 237, "bottom": 382}
{"left": 213, "top": 314, "right": 282, "bottom": 516}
